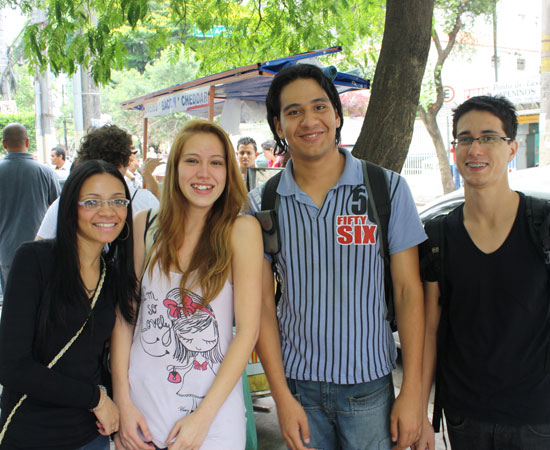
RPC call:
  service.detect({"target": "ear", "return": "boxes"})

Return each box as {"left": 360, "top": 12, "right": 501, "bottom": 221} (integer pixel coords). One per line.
{"left": 25, "top": 138, "right": 29, "bottom": 148}
{"left": 335, "top": 111, "right": 341, "bottom": 128}
{"left": 274, "top": 116, "right": 284, "bottom": 139}
{"left": 508, "top": 139, "right": 519, "bottom": 162}
{"left": 2, "top": 140, "right": 7, "bottom": 150}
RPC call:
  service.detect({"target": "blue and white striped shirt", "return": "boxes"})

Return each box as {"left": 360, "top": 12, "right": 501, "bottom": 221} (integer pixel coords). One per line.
{"left": 249, "top": 150, "right": 426, "bottom": 384}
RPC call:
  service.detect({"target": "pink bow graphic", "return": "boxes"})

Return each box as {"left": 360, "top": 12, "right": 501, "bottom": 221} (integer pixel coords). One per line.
{"left": 193, "top": 360, "right": 208, "bottom": 371}
{"left": 163, "top": 296, "right": 214, "bottom": 319}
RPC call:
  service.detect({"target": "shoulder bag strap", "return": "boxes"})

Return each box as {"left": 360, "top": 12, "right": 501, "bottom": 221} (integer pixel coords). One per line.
{"left": 0, "top": 257, "right": 107, "bottom": 444}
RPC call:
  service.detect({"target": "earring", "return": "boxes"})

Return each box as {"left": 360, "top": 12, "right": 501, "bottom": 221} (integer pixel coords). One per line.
{"left": 119, "top": 221, "right": 130, "bottom": 241}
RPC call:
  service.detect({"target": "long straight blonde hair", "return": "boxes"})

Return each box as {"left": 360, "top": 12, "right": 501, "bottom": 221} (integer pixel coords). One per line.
{"left": 148, "top": 120, "right": 248, "bottom": 305}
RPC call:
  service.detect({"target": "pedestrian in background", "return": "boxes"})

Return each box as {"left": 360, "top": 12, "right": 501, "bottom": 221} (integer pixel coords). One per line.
{"left": 0, "top": 123, "right": 60, "bottom": 292}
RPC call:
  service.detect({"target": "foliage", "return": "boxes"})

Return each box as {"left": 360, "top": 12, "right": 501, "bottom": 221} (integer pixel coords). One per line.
{"left": 11, "top": 64, "right": 35, "bottom": 114}
{"left": 418, "top": 0, "right": 496, "bottom": 193}
{"left": 0, "top": 111, "right": 36, "bottom": 154}
{"left": 100, "top": 48, "right": 200, "bottom": 150}
{"left": 5, "top": 0, "right": 385, "bottom": 84}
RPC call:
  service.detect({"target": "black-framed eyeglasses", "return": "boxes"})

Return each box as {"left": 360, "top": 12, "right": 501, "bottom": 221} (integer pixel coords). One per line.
{"left": 77, "top": 198, "right": 130, "bottom": 210}
{"left": 452, "top": 135, "right": 512, "bottom": 148}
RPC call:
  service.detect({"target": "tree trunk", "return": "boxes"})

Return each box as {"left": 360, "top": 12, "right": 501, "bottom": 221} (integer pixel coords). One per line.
{"left": 353, "top": 0, "right": 435, "bottom": 172}
{"left": 540, "top": 0, "right": 550, "bottom": 166}
{"left": 81, "top": 68, "right": 101, "bottom": 131}
{"left": 418, "top": 106, "right": 455, "bottom": 193}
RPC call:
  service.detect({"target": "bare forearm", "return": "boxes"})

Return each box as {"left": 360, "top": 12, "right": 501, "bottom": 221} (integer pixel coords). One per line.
{"left": 255, "top": 304, "right": 292, "bottom": 402}
{"left": 395, "top": 283, "right": 424, "bottom": 391}
{"left": 110, "top": 313, "right": 135, "bottom": 405}
{"left": 195, "top": 327, "right": 258, "bottom": 422}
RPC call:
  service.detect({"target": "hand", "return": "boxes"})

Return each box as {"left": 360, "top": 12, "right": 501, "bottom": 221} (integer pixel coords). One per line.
{"left": 117, "top": 400, "right": 155, "bottom": 450}
{"left": 113, "top": 432, "right": 129, "bottom": 450}
{"left": 139, "top": 157, "right": 164, "bottom": 179}
{"left": 165, "top": 410, "right": 211, "bottom": 450}
{"left": 390, "top": 389, "right": 422, "bottom": 449}
{"left": 93, "top": 390, "right": 120, "bottom": 436}
{"left": 411, "top": 415, "right": 435, "bottom": 450}
{"left": 275, "top": 392, "right": 312, "bottom": 450}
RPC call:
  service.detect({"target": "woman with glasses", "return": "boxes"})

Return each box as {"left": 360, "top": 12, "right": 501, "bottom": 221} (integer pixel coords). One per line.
{"left": 111, "top": 120, "right": 262, "bottom": 450}
{"left": 0, "top": 160, "right": 140, "bottom": 450}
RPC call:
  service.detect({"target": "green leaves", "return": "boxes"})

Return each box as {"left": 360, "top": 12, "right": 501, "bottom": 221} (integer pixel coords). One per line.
{"left": 13, "top": 0, "right": 386, "bottom": 85}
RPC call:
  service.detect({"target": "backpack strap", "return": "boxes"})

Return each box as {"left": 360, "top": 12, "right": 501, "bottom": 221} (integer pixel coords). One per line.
{"left": 361, "top": 160, "right": 394, "bottom": 330}
{"left": 257, "top": 171, "right": 284, "bottom": 304}
{"left": 524, "top": 195, "right": 550, "bottom": 374}
{"left": 422, "top": 214, "right": 447, "bottom": 433}
{"left": 525, "top": 195, "right": 550, "bottom": 269}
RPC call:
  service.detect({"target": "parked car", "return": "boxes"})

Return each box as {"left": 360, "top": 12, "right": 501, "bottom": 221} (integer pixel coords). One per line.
{"left": 419, "top": 165, "right": 550, "bottom": 223}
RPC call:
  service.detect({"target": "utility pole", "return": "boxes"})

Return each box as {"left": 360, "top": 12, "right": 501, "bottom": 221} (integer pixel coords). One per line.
{"left": 31, "top": 7, "right": 56, "bottom": 163}
{"left": 0, "top": 10, "right": 10, "bottom": 101}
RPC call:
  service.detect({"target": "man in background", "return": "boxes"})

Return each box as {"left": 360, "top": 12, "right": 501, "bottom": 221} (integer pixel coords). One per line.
{"left": 0, "top": 123, "right": 60, "bottom": 291}
{"left": 236, "top": 136, "right": 258, "bottom": 177}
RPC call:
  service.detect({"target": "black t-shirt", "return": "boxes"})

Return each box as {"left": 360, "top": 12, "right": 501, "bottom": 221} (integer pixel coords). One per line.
{"left": 425, "top": 193, "right": 550, "bottom": 425}
{"left": 0, "top": 240, "right": 116, "bottom": 449}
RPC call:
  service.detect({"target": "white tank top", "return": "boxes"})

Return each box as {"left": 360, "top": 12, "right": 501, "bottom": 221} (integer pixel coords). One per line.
{"left": 129, "top": 264, "right": 245, "bottom": 449}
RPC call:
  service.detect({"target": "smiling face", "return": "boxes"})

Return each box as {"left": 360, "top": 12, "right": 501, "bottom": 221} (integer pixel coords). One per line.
{"left": 455, "top": 109, "right": 518, "bottom": 191}
{"left": 77, "top": 173, "right": 128, "bottom": 248}
{"left": 274, "top": 77, "right": 341, "bottom": 163}
{"left": 177, "top": 132, "right": 227, "bottom": 213}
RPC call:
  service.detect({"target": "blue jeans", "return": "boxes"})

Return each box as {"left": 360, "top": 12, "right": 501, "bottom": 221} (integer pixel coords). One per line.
{"left": 446, "top": 411, "right": 550, "bottom": 450}
{"left": 287, "top": 374, "right": 395, "bottom": 450}
{"left": 75, "top": 435, "right": 110, "bottom": 450}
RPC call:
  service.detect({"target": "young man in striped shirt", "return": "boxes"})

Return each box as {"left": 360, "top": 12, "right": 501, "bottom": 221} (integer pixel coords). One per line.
{"left": 249, "top": 64, "right": 426, "bottom": 450}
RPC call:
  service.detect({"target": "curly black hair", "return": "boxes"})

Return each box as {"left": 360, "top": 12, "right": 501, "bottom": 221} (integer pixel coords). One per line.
{"left": 77, "top": 124, "right": 133, "bottom": 169}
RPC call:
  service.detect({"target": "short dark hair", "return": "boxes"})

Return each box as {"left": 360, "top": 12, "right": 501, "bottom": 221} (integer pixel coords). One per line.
{"left": 51, "top": 146, "right": 66, "bottom": 161}
{"left": 453, "top": 95, "right": 518, "bottom": 140}
{"left": 2, "top": 123, "right": 28, "bottom": 148}
{"left": 78, "top": 124, "right": 133, "bottom": 169}
{"left": 266, "top": 64, "right": 344, "bottom": 155}
{"left": 261, "top": 139, "right": 276, "bottom": 151}
{"left": 237, "top": 137, "right": 257, "bottom": 152}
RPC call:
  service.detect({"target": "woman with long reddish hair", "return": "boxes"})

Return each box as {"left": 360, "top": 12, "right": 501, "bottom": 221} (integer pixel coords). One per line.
{"left": 111, "top": 120, "right": 262, "bottom": 450}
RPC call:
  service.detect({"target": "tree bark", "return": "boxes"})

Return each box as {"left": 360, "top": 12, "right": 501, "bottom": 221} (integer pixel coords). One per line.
{"left": 353, "top": 0, "right": 435, "bottom": 172}
{"left": 418, "top": 105, "right": 455, "bottom": 192}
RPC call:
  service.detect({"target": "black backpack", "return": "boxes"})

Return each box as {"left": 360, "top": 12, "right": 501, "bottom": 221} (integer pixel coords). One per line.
{"left": 422, "top": 194, "right": 550, "bottom": 432}
{"left": 255, "top": 159, "right": 397, "bottom": 331}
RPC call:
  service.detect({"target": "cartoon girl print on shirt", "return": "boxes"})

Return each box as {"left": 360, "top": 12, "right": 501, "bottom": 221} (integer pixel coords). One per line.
{"left": 163, "top": 288, "right": 224, "bottom": 413}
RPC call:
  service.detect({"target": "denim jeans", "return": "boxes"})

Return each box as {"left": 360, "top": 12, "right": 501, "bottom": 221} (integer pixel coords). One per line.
{"left": 287, "top": 374, "right": 395, "bottom": 450}
{"left": 446, "top": 411, "right": 550, "bottom": 450}
{"left": 75, "top": 435, "right": 110, "bottom": 450}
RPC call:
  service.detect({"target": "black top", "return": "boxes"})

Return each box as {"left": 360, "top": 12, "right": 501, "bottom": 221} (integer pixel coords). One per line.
{"left": 425, "top": 193, "right": 550, "bottom": 424}
{"left": 0, "top": 240, "right": 116, "bottom": 449}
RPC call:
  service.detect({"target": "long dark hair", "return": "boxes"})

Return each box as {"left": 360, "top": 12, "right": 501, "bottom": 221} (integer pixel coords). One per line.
{"left": 36, "top": 160, "right": 139, "bottom": 355}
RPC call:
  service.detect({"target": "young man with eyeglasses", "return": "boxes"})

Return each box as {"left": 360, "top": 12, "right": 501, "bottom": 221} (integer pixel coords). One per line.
{"left": 416, "top": 95, "right": 550, "bottom": 450}
{"left": 248, "top": 64, "right": 426, "bottom": 450}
